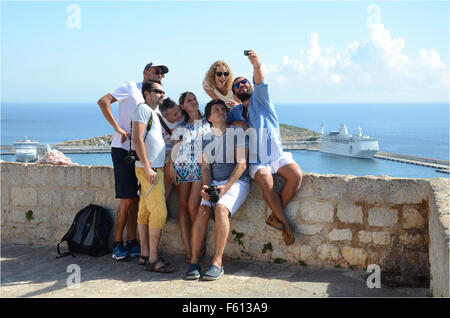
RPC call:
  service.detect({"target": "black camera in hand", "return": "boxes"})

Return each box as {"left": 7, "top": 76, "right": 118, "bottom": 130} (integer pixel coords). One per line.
{"left": 205, "top": 185, "right": 220, "bottom": 203}
{"left": 124, "top": 150, "right": 139, "bottom": 165}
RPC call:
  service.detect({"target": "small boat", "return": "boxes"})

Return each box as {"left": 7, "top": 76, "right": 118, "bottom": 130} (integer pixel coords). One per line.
{"left": 14, "top": 137, "right": 39, "bottom": 162}
{"left": 320, "top": 124, "right": 379, "bottom": 159}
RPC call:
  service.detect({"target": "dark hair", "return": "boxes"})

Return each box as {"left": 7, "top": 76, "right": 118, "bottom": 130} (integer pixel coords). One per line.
{"left": 178, "top": 91, "right": 202, "bottom": 122}
{"left": 141, "top": 79, "right": 162, "bottom": 99}
{"left": 205, "top": 99, "right": 228, "bottom": 125}
{"left": 231, "top": 76, "right": 246, "bottom": 94}
{"left": 159, "top": 97, "right": 177, "bottom": 114}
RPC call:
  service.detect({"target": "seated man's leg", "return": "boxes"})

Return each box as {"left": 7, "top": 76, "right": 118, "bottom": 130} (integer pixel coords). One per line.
{"left": 190, "top": 204, "right": 212, "bottom": 265}
{"left": 253, "top": 167, "right": 289, "bottom": 228}
{"left": 211, "top": 204, "right": 231, "bottom": 268}
{"left": 276, "top": 162, "right": 303, "bottom": 208}
{"left": 253, "top": 167, "right": 295, "bottom": 246}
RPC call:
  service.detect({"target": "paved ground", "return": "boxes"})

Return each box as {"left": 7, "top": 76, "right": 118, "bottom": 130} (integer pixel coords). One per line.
{"left": 1, "top": 244, "right": 429, "bottom": 298}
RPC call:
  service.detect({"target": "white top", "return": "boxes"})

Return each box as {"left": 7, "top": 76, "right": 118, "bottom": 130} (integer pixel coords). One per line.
{"left": 161, "top": 115, "right": 185, "bottom": 152}
{"left": 202, "top": 79, "right": 234, "bottom": 103}
{"left": 132, "top": 103, "right": 166, "bottom": 168}
{"left": 110, "top": 81, "right": 144, "bottom": 150}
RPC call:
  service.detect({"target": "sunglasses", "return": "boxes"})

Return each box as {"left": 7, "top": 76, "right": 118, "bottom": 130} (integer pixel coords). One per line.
{"left": 233, "top": 79, "right": 248, "bottom": 89}
{"left": 216, "top": 71, "right": 229, "bottom": 77}
{"left": 150, "top": 89, "right": 165, "bottom": 95}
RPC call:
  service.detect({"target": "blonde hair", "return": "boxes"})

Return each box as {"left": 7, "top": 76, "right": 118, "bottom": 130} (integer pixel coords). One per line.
{"left": 204, "top": 60, "right": 233, "bottom": 93}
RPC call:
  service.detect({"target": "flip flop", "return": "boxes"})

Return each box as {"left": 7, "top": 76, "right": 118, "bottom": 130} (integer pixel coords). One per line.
{"left": 282, "top": 225, "right": 295, "bottom": 246}
{"left": 266, "top": 214, "right": 284, "bottom": 231}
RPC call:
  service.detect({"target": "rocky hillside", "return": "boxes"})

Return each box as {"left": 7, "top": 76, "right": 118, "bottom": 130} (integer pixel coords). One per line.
{"left": 57, "top": 124, "right": 320, "bottom": 147}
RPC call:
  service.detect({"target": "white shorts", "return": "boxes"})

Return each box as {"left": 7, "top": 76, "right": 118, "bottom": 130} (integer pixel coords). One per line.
{"left": 200, "top": 179, "right": 250, "bottom": 216}
{"left": 249, "top": 151, "right": 296, "bottom": 179}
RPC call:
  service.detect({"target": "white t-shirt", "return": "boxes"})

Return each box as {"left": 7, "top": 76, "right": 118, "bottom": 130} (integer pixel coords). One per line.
{"left": 203, "top": 79, "right": 234, "bottom": 103}
{"left": 110, "top": 81, "right": 144, "bottom": 150}
{"left": 161, "top": 115, "right": 185, "bottom": 152}
{"left": 132, "top": 103, "right": 166, "bottom": 168}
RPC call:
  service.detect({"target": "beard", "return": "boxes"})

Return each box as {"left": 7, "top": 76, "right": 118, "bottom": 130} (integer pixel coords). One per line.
{"left": 237, "top": 93, "right": 251, "bottom": 102}
{"left": 237, "top": 86, "right": 253, "bottom": 102}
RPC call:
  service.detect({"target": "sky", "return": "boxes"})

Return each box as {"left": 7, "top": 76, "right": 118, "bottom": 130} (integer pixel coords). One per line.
{"left": 1, "top": 0, "right": 449, "bottom": 104}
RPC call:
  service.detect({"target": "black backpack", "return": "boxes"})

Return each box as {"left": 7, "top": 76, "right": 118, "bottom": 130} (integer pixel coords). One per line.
{"left": 56, "top": 204, "right": 113, "bottom": 258}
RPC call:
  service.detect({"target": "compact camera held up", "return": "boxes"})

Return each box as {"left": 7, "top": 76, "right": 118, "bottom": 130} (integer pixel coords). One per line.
{"left": 205, "top": 185, "right": 220, "bottom": 203}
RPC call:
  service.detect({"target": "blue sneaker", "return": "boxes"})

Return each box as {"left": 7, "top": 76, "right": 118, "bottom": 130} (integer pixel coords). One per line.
{"left": 112, "top": 242, "right": 128, "bottom": 260}
{"left": 125, "top": 239, "right": 141, "bottom": 257}
{"left": 185, "top": 263, "right": 201, "bottom": 280}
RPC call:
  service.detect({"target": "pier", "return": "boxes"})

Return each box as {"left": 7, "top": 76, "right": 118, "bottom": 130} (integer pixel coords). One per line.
{"left": 374, "top": 151, "right": 449, "bottom": 174}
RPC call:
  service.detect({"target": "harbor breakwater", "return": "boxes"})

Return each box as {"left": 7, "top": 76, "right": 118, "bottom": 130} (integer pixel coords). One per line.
{"left": 1, "top": 161, "right": 448, "bottom": 296}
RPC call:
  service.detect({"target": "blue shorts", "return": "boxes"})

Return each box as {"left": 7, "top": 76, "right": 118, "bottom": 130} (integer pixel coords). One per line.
{"left": 111, "top": 147, "right": 139, "bottom": 199}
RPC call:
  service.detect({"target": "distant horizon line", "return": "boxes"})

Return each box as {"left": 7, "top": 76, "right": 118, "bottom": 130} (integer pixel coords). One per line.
{"left": 2, "top": 101, "right": 449, "bottom": 105}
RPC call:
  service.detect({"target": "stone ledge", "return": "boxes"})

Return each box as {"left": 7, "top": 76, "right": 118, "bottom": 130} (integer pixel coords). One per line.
{"left": 1, "top": 161, "right": 448, "bottom": 295}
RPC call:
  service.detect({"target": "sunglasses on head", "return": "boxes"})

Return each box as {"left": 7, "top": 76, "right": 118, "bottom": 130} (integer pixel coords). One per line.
{"left": 233, "top": 79, "right": 248, "bottom": 89}
{"left": 150, "top": 89, "right": 165, "bottom": 95}
{"left": 216, "top": 71, "right": 229, "bottom": 77}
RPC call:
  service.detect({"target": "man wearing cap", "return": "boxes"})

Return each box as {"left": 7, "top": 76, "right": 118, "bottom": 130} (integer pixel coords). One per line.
{"left": 97, "top": 62, "right": 169, "bottom": 261}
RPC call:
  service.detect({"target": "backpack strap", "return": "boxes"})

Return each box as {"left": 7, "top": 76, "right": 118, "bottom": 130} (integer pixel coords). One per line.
{"left": 157, "top": 114, "right": 172, "bottom": 136}
{"left": 129, "top": 103, "right": 154, "bottom": 149}
{"left": 56, "top": 240, "right": 75, "bottom": 259}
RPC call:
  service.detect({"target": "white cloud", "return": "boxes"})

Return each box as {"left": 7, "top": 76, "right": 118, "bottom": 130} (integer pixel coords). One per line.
{"left": 264, "top": 4, "right": 449, "bottom": 102}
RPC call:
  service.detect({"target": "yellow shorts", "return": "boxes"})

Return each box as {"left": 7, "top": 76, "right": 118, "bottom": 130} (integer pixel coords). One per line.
{"left": 135, "top": 167, "right": 167, "bottom": 229}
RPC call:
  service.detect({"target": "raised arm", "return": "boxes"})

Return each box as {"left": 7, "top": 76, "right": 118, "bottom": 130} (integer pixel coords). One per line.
{"left": 247, "top": 50, "right": 263, "bottom": 85}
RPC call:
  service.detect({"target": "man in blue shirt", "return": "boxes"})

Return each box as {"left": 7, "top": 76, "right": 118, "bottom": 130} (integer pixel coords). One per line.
{"left": 228, "top": 50, "right": 303, "bottom": 246}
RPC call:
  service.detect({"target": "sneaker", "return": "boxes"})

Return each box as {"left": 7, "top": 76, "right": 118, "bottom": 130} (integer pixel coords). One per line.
{"left": 125, "top": 239, "right": 141, "bottom": 257}
{"left": 185, "top": 263, "right": 201, "bottom": 280}
{"left": 202, "top": 264, "right": 224, "bottom": 281}
{"left": 112, "top": 241, "right": 128, "bottom": 260}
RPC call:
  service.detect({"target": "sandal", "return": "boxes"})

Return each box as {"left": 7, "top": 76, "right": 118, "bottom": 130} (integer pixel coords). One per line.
{"left": 138, "top": 256, "right": 149, "bottom": 265}
{"left": 282, "top": 225, "right": 295, "bottom": 246}
{"left": 145, "top": 257, "right": 175, "bottom": 273}
{"left": 266, "top": 214, "right": 284, "bottom": 231}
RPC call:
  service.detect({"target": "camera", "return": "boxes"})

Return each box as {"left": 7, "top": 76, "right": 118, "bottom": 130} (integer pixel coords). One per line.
{"left": 124, "top": 150, "right": 139, "bottom": 165}
{"left": 205, "top": 185, "right": 220, "bottom": 203}
{"left": 244, "top": 50, "right": 250, "bottom": 56}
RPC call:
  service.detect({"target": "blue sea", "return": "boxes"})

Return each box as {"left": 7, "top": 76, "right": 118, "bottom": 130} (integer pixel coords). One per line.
{"left": 1, "top": 102, "right": 449, "bottom": 178}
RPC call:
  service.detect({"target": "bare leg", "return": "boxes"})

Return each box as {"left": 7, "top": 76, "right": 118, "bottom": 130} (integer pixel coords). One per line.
{"left": 138, "top": 223, "right": 149, "bottom": 257}
{"left": 177, "top": 182, "right": 193, "bottom": 261}
{"left": 190, "top": 205, "right": 211, "bottom": 265}
{"left": 276, "top": 163, "right": 303, "bottom": 208}
{"left": 254, "top": 168, "right": 289, "bottom": 228}
{"left": 125, "top": 197, "right": 139, "bottom": 241}
{"left": 211, "top": 205, "right": 231, "bottom": 268}
{"left": 114, "top": 198, "right": 136, "bottom": 242}
{"left": 164, "top": 163, "right": 175, "bottom": 202}
{"left": 188, "top": 181, "right": 202, "bottom": 222}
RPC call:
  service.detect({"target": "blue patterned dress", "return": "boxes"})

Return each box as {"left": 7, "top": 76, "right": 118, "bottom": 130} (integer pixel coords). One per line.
{"left": 171, "top": 117, "right": 211, "bottom": 182}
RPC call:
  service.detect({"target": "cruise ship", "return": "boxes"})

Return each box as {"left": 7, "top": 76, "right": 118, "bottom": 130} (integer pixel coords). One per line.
{"left": 14, "top": 137, "right": 39, "bottom": 162}
{"left": 320, "top": 124, "right": 379, "bottom": 159}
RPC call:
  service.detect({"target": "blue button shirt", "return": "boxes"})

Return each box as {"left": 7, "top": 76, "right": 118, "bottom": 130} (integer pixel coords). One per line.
{"left": 228, "top": 81, "right": 283, "bottom": 165}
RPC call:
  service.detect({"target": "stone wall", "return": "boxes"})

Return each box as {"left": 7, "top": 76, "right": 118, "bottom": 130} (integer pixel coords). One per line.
{"left": 1, "top": 162, "right": 448, "bottom": 295}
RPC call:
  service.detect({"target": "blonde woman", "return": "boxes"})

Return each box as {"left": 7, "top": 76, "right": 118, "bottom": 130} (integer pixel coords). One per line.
{"left": 203, "top": 60, "right": 240, "bottom": 109}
